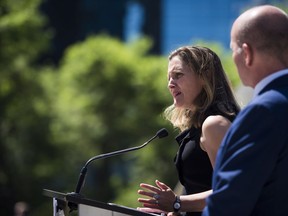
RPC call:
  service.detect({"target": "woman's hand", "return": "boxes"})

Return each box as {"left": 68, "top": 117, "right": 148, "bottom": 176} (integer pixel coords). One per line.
{"left": 137, "top": 180, "right": 177, "bottom": 212}
{"left": 137, "top": 207, "right": 166, "bottom": 214}
{"left": 167, "top": 212, "right": 181, "bottom": 216}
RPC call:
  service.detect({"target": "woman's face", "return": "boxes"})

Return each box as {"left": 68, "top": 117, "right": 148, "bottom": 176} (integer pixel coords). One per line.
{"left": 168, "top": 55, "right": 203, "bottom": 110}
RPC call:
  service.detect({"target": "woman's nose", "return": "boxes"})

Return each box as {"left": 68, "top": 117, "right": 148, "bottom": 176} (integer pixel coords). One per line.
{"left": 168, "top": 79, "right": 175, "bottom": 89}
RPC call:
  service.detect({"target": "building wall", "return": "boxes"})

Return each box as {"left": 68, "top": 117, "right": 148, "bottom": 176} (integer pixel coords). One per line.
{"left": 161, "top": 0, "right": 274, "bottom": 54}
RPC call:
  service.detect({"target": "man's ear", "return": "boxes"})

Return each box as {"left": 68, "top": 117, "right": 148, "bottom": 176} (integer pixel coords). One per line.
{"left": 242, "top": 43, "right": 253, "bottom": 66}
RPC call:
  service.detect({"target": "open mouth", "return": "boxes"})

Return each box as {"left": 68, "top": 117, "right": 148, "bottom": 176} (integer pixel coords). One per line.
{"left": 173, "top": 92, "right": 181, "bottom": 97}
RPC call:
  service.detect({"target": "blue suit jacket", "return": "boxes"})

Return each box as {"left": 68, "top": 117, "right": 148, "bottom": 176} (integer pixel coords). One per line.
{"left": 202, "top": 74, "right": 288, "bottom": 216}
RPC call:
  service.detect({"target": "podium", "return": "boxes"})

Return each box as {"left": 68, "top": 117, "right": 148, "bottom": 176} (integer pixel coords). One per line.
{"left": 43, "top": 189, "right": 158, "bottom": 216}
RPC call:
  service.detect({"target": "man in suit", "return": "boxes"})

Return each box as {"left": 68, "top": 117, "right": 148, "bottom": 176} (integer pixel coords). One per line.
{"left": 202, "top": 5, "right": 288, "bottom": 216}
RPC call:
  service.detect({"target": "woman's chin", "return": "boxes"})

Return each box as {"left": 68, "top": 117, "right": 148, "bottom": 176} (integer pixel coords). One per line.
{"left": 174, "top": 102, "right": 183, "bottom": 108}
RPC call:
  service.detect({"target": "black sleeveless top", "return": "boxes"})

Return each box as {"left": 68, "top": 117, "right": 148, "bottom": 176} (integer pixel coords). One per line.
{"left": 174, "top": 112, "right": 236, "bottom": 216}
{"left": 175, "top": 127, "right": 212, "bottom": 195}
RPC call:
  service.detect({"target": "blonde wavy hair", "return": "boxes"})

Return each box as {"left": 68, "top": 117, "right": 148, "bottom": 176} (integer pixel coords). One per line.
{"left": 164, "top": 46, "right": 240, "bottom": 131}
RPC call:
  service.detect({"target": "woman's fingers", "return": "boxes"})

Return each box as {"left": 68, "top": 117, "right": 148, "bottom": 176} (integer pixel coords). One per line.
{"left": 140, "top": 183, "right": 162, "bottom": 193}
{"left": 139, "top": 180, "right": 170, "bottom": 194}
{"left": 155, "top": 180, "right": 170, "bottom": 190}
{"left": 138, "top": 197, "right": 158, "bottom": 204}
{"left": 137, "top": 207, "right": 164, "bottom": 214}
{"left": 138, "top": 198, "right": 160, "bottom": 210}
{"left": 138, "top": 189, "right": 156, "bottom": 198}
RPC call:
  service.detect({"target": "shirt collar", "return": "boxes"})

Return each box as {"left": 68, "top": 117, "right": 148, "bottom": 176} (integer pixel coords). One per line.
{"left": 253, "top": 69, "right": 288, "bottom": 97}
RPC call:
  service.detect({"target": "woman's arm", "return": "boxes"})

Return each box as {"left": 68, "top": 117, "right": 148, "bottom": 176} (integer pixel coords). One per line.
{"left": 200, "top": 115, "right": 232, "bottom": 168}
{"left": 138, "top": 180, "right": 211, "bottom": 213}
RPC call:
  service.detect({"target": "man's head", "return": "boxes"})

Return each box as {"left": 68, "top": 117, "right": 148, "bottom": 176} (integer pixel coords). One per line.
{"left": 230, "top": 5, "right": 288, "bottom": 87}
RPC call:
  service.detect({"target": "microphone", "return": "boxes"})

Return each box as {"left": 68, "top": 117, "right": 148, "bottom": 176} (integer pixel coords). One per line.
{"left": 73, "top": 128, "right": 168, "bottom": 195}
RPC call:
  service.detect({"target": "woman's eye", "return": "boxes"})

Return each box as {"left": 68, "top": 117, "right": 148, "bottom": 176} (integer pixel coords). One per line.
{"left": 168, "top": 72, "right": 183, "bottom": 80}
{"left": 175, "top": 73, "right": 183, "bottom": 79}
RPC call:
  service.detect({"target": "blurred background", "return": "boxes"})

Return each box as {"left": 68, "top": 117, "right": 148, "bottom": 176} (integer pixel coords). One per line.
{"left": 1, "top": 0, "right": 287, "bottom": 215}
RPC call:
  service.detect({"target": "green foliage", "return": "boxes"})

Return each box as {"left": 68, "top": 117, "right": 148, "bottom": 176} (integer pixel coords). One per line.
{"left": 0, "top": 0, "right": 53, "bottom": 215}
{"left": 0, "top": 0, "right": 51, "bottom": 67}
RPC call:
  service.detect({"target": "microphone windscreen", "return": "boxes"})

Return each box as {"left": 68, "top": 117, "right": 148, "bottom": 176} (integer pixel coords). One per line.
{"left": 156, "top": 128, "right": 169, "bottom": 138}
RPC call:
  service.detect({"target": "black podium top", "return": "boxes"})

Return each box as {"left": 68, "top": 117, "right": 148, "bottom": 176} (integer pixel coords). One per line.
{"left": 43, "top": 189, "right": 159, "bottom": 216}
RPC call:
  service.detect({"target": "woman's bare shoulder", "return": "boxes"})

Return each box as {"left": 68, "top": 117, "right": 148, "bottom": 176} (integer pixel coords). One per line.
{"left": 202, "top": 115, "right": 231, "bottom": 135}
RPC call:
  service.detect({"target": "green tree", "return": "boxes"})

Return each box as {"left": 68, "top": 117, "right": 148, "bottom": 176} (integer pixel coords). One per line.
{"left": 0, "top": 0, "right": 53, "bottom": 215}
